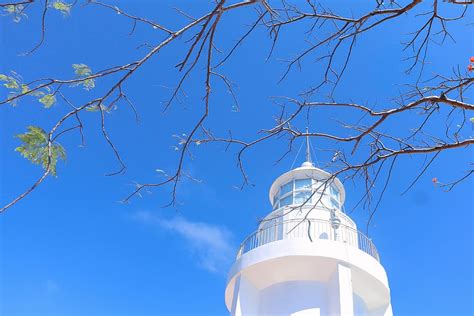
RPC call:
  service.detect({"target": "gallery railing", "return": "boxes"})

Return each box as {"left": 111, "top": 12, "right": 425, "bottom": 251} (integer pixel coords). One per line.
{"left": 236, "top": 219, "right": 380, "bottom": 262}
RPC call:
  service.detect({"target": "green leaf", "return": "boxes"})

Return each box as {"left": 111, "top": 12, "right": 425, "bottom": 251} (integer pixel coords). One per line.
{"left": 32, "top": 90, "right": 45, "bottom": 97}
{"left": 85, "top": 104, "right": 106, "bottom": 112}
{"left": 83, "top": 78, "right": 95, "bottom": 90}
{"left": 15, "top": 126, "right": 66, "bottom": 176}
{"left": 4, "top": 4, "right": 26, "bottom": 23}
{"left": 72, "top": 64, "right": 92, "bottom": 77}
{"left": 4, "top": 80, "right": 18, "bottom": 89}
{"left": 22, "top": 85, "right": 44, "bottom": 97}
{"left": 4, "top": 5, "right": 16, "bottom": 13}
{"left": 38, "top": 94, "right": 56, "bottom": 108}
{"left": 72, "top": 64, "right": 95, "bottom": 90}
{"left": 0, "top": 74, "right": 19, "bottom": 90}
{"left": 470, "top": 117, "right": 474, "bottom": 123}
{"left": 51, "top": 1, "right": 71, "bottom": 16}
{"left": 7, "top": 92, "right": 18, "bottom": 107}
{"left": 1, "top": 72, "right": 45, "bottom": 107}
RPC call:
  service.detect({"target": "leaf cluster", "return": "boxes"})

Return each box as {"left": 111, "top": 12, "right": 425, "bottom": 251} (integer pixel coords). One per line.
{"left": 15, "top": 126, "right": 66, "bottom": 176}
{"left": 0, "top": 72, "right": 54, "bottom": 107}
{"left": 0, "top": 63, "right": 95, "bottom": 108}
{"left": 3, "top": 4, "right": 27, "bottom": 23}
{"left": 3, "top": 1, "right": 73, "bottom": 23}
{"left": 72, "top": 64, "right": 95, "bottom": 90}
{"left": 51, "top": 1, "right": 72, "bottom": 16}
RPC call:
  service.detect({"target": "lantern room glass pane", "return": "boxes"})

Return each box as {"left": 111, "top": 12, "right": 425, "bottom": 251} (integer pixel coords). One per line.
{"left": 280, "top": 194, "right": 293, "bottom": 207}
{"left": 313, "top": 180, "right": 324, "bottom": 192}
{"left": 294, "top": 191, "right": 311, "bottom": 204}
{"left": 280, "top": 181, "right": 293, "bottom": 196}
{"left": 330, "top": 184, "right": 340, "bottom": 200}
{"left": 273, "top": 199, "right": 279, "bottom": 210}
{"left": 295, "top": 178, "right": 312, "bottom": 190}
{"left": 330, "top": 197, "right": 340, "bottom": 209}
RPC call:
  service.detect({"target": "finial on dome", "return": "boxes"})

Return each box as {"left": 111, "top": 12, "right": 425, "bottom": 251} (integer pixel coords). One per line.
{"left": 302, "top": 127, "right": 314, "bottom": 167}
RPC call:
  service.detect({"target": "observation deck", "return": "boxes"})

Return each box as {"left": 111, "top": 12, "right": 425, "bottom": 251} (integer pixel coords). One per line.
{"left": 236, "top": 218, "right": 379, "bottom": 261}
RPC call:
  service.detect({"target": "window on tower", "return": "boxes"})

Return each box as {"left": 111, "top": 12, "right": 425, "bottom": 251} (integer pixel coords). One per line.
{"left": 294, "top": 191, "right": 311, "bottom": 204}
{"left": 273, "top": 178, "right": 341, "bottom": 210}
{"left": 280, "top": 182, "right": 293, "bottom": 196}
{"left": 295, "top": 178, "right": 312, "bottom": 190}
{"left": 280, "top": 194, "right": 293, "bottom": 207}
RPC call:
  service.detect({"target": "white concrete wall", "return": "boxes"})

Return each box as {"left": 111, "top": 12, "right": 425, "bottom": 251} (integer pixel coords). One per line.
{"left": 353, "top": 294, "right": 369, "bottom": 316}
{"left": 328, "top": 264, "right": 354, "bottom": 316}
{"left": 231, "top": 275, "right": 259, "bottom": 316}
{"left": 259, "top": 281, "right": 326, "bottom": 315}
{"left": 229, "top": 263, "right": 372, "bottom": 316}
{"left": 226, "top": 239, "right": 391, "bottom": 316}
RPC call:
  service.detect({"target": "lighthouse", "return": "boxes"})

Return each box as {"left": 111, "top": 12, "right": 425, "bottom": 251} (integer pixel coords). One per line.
{"left": 225, "top": 139, "right": 393, "bottom": 315}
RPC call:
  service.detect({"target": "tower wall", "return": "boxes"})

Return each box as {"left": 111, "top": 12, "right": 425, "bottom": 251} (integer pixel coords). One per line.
{"left": 259, "top": 280, "right": 327, "bottom": 315}
{"left": 226, "top": 239, "right": 391, "bottom": 316}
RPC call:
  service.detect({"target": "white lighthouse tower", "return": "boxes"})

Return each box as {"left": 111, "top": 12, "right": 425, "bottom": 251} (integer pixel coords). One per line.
{"left": 225, "top": 139, "right": 393, "bottom": 315}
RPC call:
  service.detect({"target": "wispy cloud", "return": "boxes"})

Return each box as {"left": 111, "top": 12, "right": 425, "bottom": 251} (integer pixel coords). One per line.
{"left": 132, "top": 211, "right": 234, "bottom": 273}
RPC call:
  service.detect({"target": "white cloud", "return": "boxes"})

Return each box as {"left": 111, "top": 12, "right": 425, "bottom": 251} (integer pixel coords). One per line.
{"left": 132, "top": 211, "right": 234, "bottom": 273}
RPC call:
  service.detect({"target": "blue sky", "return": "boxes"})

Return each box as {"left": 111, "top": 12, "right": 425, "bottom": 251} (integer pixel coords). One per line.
{"left": 0, "top": 1, "right": 472, "bottom": 315}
